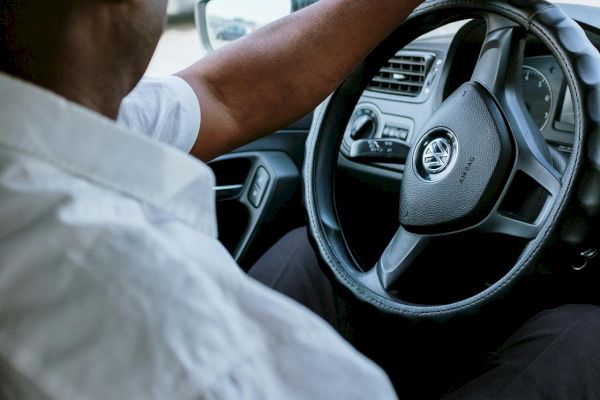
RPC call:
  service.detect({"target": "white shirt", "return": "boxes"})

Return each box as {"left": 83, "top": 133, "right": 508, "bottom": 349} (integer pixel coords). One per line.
{"left": 0, "top": 72, "right": 397, "bottom": 400}
{"left": 117, "top": 76, "right": 201, "bottom": 153}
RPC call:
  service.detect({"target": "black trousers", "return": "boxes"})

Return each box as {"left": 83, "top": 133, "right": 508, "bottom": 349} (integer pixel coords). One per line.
{"left": 249, "top": 228, "right": 600, "bottom": 400}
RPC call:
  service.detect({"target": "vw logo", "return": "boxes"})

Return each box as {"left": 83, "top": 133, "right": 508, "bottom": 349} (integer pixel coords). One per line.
{"left": 422, "top": 138, "right": 452, "bottom": 174}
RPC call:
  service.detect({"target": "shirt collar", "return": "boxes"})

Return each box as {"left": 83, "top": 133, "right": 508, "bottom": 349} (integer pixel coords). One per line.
{"left": 0, "top": 72, "right": 217, "bottom": 237}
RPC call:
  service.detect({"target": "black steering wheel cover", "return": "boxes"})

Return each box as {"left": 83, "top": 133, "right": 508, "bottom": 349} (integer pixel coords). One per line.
{"left": 304, "top": 0, "right": 600, "bottom": 318}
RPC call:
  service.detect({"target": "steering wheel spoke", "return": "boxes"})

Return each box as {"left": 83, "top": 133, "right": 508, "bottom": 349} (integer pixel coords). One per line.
{"left": 471, "top": 15, "right": 523, "bottom": 100}
{"left": 375, "top": 226, "right": 430, "bottom": 290}
{"left": 517, "top": 150, "right": 562, "bottom": 196}
{"left": 471, "top": 13, "right": 563, "bottom": 238}
{"left": 472, "top": 15, "right": 558, "bottom": 182}
{"left": 481, "top": 211, "right": 542, "bottom": 240}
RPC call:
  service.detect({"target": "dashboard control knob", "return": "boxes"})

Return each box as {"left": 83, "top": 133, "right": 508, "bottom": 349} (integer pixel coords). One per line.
{"left": 350, "top": 108, "right": 379, "bottom": 139}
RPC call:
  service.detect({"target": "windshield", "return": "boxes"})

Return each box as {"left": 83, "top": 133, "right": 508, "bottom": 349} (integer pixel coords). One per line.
{"left": 147, "top": 0, "right": 598, "bottom": 76}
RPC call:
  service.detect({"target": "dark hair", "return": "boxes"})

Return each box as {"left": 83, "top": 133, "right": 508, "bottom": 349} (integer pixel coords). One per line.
{"left": 0, "top": 5, "right": 7, "bottom": 66}
{"left": 0, "top": 2, "right": 19, "bottom": 73}
{"left": 0, "top": 1, "right": 67, "bottom": 75}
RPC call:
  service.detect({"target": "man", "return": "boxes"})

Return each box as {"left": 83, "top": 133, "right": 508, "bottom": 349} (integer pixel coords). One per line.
{"left": 1, "top": 0, "right": 600, "bottom": 399}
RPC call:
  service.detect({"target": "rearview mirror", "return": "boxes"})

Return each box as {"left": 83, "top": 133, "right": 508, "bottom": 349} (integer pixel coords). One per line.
{"left": 195, "top": 0, "right": 317, "bottom": 52}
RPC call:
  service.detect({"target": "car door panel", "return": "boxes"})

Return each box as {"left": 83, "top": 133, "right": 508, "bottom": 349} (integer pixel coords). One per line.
{"left": 209, "top": 115, "right": 311, "bottom": 269}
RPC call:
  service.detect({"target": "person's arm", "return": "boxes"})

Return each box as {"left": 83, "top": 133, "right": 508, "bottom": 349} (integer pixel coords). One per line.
{"left": 176, "top": 0, "right": 423, "bottom": 161}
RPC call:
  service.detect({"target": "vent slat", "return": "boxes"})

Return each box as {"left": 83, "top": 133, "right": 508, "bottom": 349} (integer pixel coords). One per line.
{"left": 368, "top": 52, "right": 435, "bottom": 97}
{"left": 371, "top": 77, "right": 424, "bottom": 87}
{"left": 388, "top": 59, "right": 427, "bottom": 67}
{"left": 378, "top": 68, "right": 425, "bottom": 77}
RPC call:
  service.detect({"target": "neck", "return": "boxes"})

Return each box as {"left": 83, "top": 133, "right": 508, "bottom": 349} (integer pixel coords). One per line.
{"left": 1, "top": 5, "right": 145, "bottom": 120}
{"left": 11, "top": 67, "right": 130, "bottom": 120}
{"left": 34, "top": 46, "right": 134, "bottom": 120}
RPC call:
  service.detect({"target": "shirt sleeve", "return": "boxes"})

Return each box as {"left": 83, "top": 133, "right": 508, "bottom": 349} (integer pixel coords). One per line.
{"left": 117, "top": 76, "right": 201, "bottom": 153}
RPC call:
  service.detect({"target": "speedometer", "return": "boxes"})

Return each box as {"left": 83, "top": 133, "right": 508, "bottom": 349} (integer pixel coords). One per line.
{"left": 522, "top": 66, "right": 553, "bottom": 131}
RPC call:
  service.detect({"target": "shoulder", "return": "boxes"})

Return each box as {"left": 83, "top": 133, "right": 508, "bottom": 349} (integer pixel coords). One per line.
{"left": 0, "top": 150, "right": 395, "bottom": 399}
{"left": 0, "top": 158, "right": 242, "bottom": 397}
{"left": 118, "top": 76, "right": 201, "bottom": 152}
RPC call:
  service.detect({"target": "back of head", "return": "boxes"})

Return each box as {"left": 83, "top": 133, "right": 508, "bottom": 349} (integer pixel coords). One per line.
{"left": 0, "top": 2, "right": 16, "bottom": 72}
{"left": 0, "top": 1, "right": 70, "bottom": 76}
{"left": 0, "top": 0, "right": 169, "bottom": 117}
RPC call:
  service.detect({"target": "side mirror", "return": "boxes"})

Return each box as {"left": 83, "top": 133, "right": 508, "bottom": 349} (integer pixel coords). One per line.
{"left": 195, "top": 0, "right": 317, "bottom": 52}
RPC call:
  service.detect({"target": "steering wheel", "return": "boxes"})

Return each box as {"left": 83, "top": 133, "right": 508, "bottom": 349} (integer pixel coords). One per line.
{"left": 304, "top": 0, "right": 600, "bottom": 319}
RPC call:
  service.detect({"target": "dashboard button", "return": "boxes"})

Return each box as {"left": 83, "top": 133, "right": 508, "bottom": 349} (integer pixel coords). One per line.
{"left": 248, "top": 167, "right": 270, "bottom": 208}
{"left": 254, "top": 167, "right": 270, "bottom": 189}
{"left": 399, "top": 128, "right": 409, "bottom": 140}
{"left": 383, "top": 125, "right": 410, "bottom": 141}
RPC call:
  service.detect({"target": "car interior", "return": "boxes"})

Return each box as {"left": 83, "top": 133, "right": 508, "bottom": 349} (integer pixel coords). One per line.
{"left": 189, "top": 0, "right": 600, "bottom": 397}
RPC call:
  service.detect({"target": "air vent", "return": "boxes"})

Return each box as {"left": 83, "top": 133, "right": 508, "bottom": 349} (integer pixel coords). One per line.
{"left": 368, "top": 52, "right": 435, "bottom": 97}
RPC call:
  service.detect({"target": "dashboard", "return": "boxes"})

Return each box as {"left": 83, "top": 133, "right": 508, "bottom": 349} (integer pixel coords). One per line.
{"left": 522, "top": 56, "right": 575, "bottom": 148}
{"left": 339, "top": 7, "right": 600, "bottom": 176}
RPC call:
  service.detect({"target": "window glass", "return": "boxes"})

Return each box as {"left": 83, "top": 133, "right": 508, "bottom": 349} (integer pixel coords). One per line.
{"left": 147, "top": 0, "right": 597, "bottom": 77}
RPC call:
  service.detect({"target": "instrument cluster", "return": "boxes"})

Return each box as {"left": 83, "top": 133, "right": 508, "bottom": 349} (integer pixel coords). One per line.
{"left": 522, "top": 56, "right": 574, "bottom": 150}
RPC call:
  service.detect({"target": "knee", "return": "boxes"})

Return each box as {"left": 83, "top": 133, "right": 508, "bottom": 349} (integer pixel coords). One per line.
{"left": 279, "top": 227, "right": 310, "bottom": 250}
{"left": 537, "top": 304, "right": 600, "bottom": 327}
{"left": 248, "top": 226, "right": 319, "bottom": 286}
{"left": 278, "top": 227, "right": 318, "bottom": 266}
{"left": 531, "top": 304, "right": 600, "bottom": 350}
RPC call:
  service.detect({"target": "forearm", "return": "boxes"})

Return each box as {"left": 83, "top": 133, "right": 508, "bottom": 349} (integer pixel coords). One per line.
{"left": 178, "top": 0, "right": 423, "bottom": 161}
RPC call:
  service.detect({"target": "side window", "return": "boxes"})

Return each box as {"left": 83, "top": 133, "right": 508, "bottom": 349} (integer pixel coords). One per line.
{"left": 148, "top": 0, "right": 319, "bottom": 77}
{"left": 147, "top": 1, "right": 201, "bottom": 76}
{"left": 203, "top": 0, "right": 291, "bottom": 51}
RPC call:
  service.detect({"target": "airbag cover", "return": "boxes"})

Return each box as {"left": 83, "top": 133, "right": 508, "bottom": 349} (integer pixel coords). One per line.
{"left": 400, "top": 83, "right": 513, "bottom": 232}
